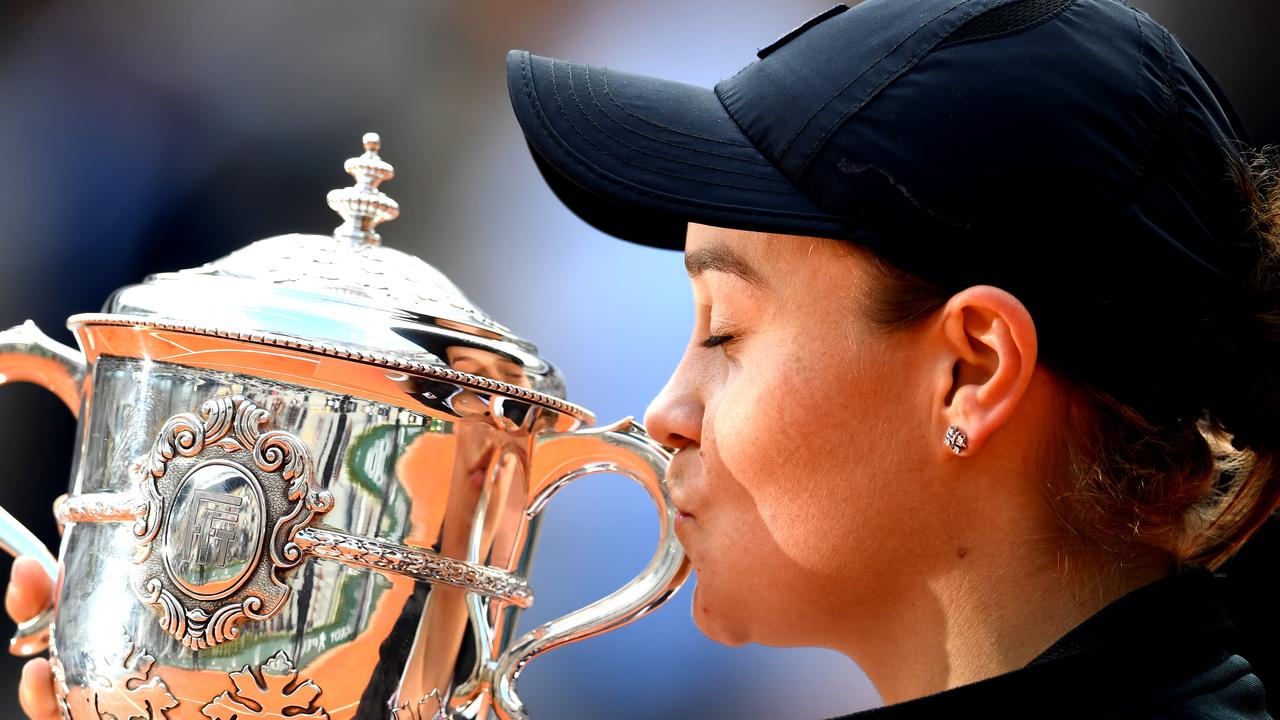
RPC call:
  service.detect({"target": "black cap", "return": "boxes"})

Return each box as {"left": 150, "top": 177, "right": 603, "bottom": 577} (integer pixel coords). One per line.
{"left": 506, "top": 0, "right": 1259, "bottom": 427}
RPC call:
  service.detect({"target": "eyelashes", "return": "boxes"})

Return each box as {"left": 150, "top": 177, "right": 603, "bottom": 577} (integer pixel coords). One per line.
{"left": 700, "top": 333, "right": 736, "bottom": 349}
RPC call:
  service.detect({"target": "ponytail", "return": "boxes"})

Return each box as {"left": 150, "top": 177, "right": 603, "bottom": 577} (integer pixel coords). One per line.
{"left": 1186, "top": 143, "right": 1280, "bottom": 570}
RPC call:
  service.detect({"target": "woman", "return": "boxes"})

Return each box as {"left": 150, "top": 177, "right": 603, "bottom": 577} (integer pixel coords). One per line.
{"left": 10, "top": 0, "right": 1280, "bottom": 717}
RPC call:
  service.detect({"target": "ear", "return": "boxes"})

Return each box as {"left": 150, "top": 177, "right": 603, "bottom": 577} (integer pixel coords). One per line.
{"left": 929, "top": 285, "right": 1038, "bottom": 456}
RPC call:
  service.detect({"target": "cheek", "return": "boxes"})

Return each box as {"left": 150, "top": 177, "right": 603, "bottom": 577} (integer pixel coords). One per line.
{"left": 709, "top": 334, "right": 931, "bottom": 585}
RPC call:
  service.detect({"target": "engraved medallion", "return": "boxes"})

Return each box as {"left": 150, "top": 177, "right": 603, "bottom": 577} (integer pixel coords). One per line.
{"left": 132, "top": 395, "right": 333, "bottom": 650}
{"left": 163, "top": 460, "right": 266, "bottom": 600}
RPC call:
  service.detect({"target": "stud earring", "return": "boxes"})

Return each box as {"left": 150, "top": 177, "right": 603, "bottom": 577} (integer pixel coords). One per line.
{"left": 944, "top": 425, "right": 968, "bottom": 455}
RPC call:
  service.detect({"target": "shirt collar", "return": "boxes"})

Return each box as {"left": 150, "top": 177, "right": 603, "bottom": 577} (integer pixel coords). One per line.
{"left": 828, "top": 565, "right": 1241, "bottom": 719}
{"left": 1027, "top": 565, "right": 1235, "bottom": 665}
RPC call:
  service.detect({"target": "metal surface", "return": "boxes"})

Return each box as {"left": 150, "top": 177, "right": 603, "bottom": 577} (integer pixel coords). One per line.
{"left": 0, "top": 320, "right": 86, "bottom": 416}
{"left": 201, "top": 649, "right": 330, "bottom": 719}
{"left": 99, "top": 135, "right": 571, "bottom": 406}
{"left": 0, "top": 320, "right": 87, "bottom": 656}
{"left": 49, "top": 359, "right": 540, "bottom": 718}
{"left": 0, "top": 134, "right": 689, "bottom": 717}
{"left": 492, "top": 419, "right": 690, "bottom": 720}
{"left": 944, "top": 425, "right": 968, "bottom": 454}
{"left": 51, "top": 633, "right": 330, "bottom": 720}
{"left": 329, "top": 132, "right": 400, "bottom": 246}
{"left": 38, "top": 356, "right": 686, "bottom": 718}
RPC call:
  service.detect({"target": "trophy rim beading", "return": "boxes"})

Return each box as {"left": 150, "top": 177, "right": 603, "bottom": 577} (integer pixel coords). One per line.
{"left": 66, "top": 313, "right": 595, "bottom": 425}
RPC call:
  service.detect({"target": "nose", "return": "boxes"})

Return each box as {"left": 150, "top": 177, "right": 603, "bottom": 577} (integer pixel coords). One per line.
{"left": 643, "top": 358, "right": 703, "bottom": 452}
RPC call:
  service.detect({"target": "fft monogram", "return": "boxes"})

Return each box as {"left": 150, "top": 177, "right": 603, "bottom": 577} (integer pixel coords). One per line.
{"left": 185, "top": 490, "right": 244, "bottom": 568}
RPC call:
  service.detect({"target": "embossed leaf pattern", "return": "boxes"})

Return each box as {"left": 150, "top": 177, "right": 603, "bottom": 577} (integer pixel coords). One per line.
{"left": 391, "top": 689, "right": 446, "bottom": 720}
{"left": 84, "top": 638, "right": 179, "bottom": 720}
{"left": 201, "top": 650, "right": 329, "bottom": 720}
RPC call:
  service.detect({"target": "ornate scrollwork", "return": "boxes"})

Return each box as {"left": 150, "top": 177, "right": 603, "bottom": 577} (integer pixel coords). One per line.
{"left": 132, "top": 395, "right": 333, "bottom": 650}
{"left": 53, "top": 493, "right": 145, "bottom": 525}
{"left": 140, "top": 577, "right": 272, "bottom": 651}
{"left": 294, "top": 527, "right": 533, "bottom": 607}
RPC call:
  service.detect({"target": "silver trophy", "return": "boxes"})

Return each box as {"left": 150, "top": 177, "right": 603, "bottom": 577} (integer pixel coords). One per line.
{"left": 0, "top": 134, "right": 690, "bottom": 719}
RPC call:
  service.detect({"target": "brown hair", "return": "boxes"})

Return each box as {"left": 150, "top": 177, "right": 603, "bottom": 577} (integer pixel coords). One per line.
{"left": 862, "top": 143, "right": 1280, "bottom": 572}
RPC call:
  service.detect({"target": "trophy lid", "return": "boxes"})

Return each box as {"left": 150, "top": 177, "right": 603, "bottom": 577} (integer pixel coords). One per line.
{"left": 79, "top": 133, "right": 582, "bottom": 419}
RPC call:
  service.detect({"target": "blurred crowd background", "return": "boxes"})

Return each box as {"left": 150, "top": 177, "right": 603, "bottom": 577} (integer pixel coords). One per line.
{"left": 0, "top": 1, "right": 1275, "bottom": 717}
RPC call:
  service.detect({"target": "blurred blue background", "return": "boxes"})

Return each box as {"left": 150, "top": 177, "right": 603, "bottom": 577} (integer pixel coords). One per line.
{"left": 0, "top": 1, "right": 1274, "bottom": 717}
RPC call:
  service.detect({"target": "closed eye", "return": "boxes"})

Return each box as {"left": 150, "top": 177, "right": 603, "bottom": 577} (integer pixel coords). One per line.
{"left": 701, "top": 334, "right": 736, "bottom": 349}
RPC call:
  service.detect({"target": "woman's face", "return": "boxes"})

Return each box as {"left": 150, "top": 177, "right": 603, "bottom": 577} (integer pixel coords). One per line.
{"left": 644, "top": 222, "right": 956, "bottom": 649}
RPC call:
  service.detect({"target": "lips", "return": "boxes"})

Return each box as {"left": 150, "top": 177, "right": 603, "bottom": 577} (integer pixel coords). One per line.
{"left": 667, "top": 479, "right": 695, "bottom": 519}
{"left": 666, "top": 451, "right": 699, "bottom": 521}
{"left": 669, "top": 491, "right": 697, "bottom": 521}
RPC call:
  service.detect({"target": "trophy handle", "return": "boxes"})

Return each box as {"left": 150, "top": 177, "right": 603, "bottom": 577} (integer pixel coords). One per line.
{"left": 492, "top": 417, "right": 691, "bottom": 720}
{"left": 0, "top": 321, "right": 87, "bottom": 656}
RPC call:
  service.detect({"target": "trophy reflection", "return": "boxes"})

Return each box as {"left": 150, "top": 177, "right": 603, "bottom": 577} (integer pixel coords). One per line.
{"left": 0, "top": 134, "right": 690, "bottom": 719}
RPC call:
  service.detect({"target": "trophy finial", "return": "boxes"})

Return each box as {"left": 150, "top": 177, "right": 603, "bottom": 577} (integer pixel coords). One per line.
{"left": 327, "top": 131, "right": 400, "bottom": 246}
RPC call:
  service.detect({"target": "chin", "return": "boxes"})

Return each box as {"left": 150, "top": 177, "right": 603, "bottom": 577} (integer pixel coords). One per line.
{"left": 689, "top": 576, "right": 753, "bottom": 647}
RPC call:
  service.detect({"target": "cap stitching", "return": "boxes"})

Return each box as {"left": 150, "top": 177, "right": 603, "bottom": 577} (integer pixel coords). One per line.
{"left": 517, "top": 51, "right": 852, "bottom": 225}
{"left": 556, "top": 60, "right": 796, "bottom": 190}
{"left": 776, "top": 0, "right": 970, "bottom": 164}
{"left": 569, "top": 62, "right": 786, "bottom": 181}
{"left": 1129, "top": 14, "right": 1177, "bottom": 197}
{"left": 601, "top": 65, "right": 755, "bottom": 149}
{"left": 546, "top": 60, "right": 799, "bottom": 195}
{"left": 797, "top": 0, "right": 1096, "bottom": 179}
{"left": 796, "top": 0, "right": 1008, "bottom": 178}
{"left": 581, "top": 64, "right": 779, "bottom": 171}
{"left": 713, "top": 76, "right": 844, "bottom": 215}
{"left": 1132, "top": 5, "right": 1145, "bottom": 123}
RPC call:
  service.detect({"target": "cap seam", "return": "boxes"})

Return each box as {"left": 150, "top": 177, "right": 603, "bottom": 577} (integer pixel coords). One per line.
{"left": 550, "top": 58, "right": 798, "bottom": 193}
{"left": 796, "top": 0, "right": 1026, "bottom": 179}
{"left": 713, "top": 79, "right": 840, "bottom": 215}
{"left": 778, "top": 0, "right": 970, "bottom": 170}
{"left": 515, "top": 51, "right": 854, "bottom": 226}
{"left": 578, "top": 64, "right": 783, "bottom": 173}
{"left": 1127, "top": 12, "right": 1178, "bottom": 199}
{"left": 1133, "top": 5, "right": 1146, "bottom": 136}
{"left": 600, "top": 65, "right": 756, "bottom": 149}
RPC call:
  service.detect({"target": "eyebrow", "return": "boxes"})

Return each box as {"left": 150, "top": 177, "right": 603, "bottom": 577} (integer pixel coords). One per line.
{"left": 684, "top": 243, "right": 767, "bottom": 290}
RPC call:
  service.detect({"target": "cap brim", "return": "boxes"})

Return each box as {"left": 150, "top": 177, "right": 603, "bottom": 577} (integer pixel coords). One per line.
{"left": 506, "top": 49, "right": 854, "bottom": 250}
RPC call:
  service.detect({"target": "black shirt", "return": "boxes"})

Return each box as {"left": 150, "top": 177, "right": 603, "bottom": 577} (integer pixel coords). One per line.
{"left": 829, "top": 567, "right": 1270, "bottom": 719}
